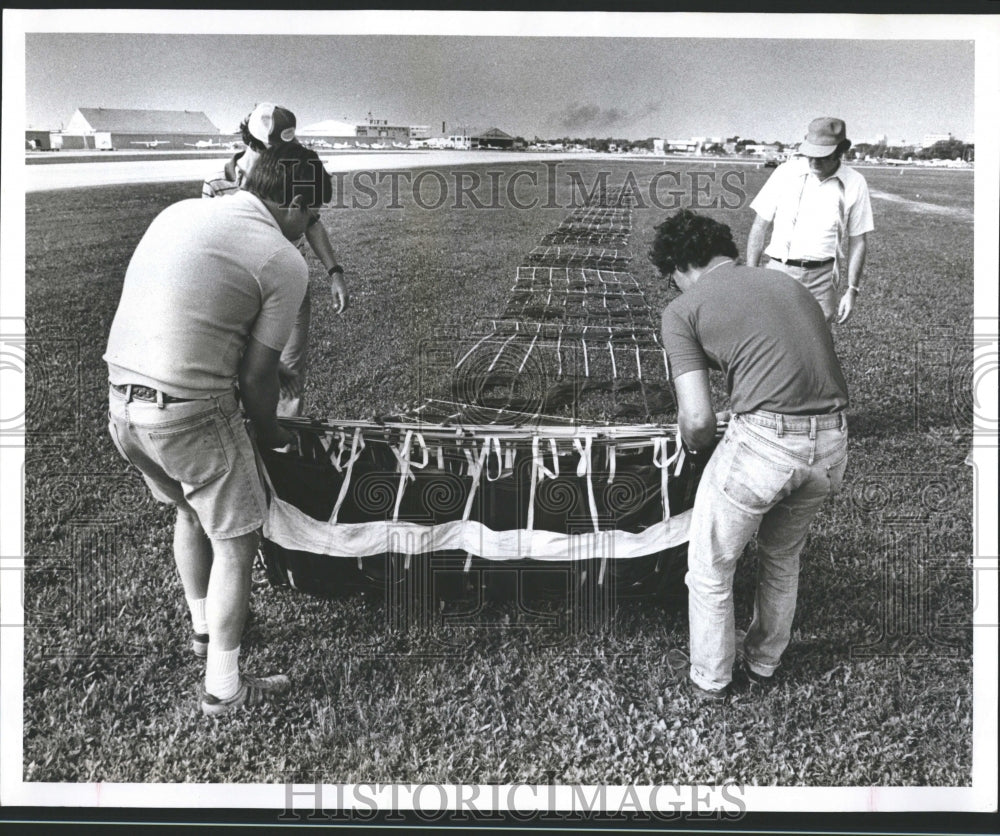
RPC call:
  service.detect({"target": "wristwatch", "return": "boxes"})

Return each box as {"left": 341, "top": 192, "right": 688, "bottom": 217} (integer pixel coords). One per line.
{"left": 327, "top": 265, "right": 344, "bottom": 276}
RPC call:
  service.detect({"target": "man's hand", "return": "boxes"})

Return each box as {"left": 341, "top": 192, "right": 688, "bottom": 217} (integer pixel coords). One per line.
{"left": 261, "top": 426, "right": 298, "bottom": 452}
{"left": 277, "top": 361, "right": 301, "bottom": 399}
{"left": 837, "top": 289, "right": 857, "bottom": 324}
{"left": 330, "top": 273, "right": 350, "bottom": 315}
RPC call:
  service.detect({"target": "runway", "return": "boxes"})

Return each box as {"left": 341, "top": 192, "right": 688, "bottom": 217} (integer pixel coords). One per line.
{"left": 22, "top": 151, "right": 600, "bottom": 193}
{"left": 20, "top": 150, "right": 783, "bottom": 193}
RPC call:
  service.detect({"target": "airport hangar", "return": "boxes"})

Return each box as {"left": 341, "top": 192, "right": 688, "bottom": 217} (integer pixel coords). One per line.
{"left": 27, "top": 107, "right": 225, "bottom": 151}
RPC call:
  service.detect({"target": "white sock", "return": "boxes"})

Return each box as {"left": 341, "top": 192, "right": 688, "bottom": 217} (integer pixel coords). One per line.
{"left": 187, "top": 597, "right": 208, "bottom": 635}
{"left": 205, "top": 646, "right": 241, "bottom": 700}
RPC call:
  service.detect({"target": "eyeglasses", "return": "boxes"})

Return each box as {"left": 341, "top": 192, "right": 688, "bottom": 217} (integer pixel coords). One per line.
{"left": 665, "top": 269, "right": 679, "bottom": 292}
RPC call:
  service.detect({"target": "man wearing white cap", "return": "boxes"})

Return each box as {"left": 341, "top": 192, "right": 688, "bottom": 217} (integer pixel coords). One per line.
{"left": 746, "top": 117, "right": 874, "bottom": 326}
{"left": 203, "top": 102, "right": 349, "bottom": 416}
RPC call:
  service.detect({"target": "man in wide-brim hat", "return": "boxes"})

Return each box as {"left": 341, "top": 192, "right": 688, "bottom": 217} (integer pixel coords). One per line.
{"left": 747, "top": 116, "right": 874, "bottom": 326}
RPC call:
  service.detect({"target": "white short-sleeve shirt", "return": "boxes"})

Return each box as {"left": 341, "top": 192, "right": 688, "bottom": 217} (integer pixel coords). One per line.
{"left": 104, "top": 190, "right": 308, "bottom": 398}
{"left": 750, "top": 157, "right": 875, "bottom": 261}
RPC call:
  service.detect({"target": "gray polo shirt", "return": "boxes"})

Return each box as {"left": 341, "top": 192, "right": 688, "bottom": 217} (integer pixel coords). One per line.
{"left": 661, "top": 263, "right": 849, "bottom": 415}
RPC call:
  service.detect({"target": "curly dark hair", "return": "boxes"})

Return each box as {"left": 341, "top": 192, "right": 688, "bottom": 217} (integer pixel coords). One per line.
{"left": 648, "top": 209, "right": 739, "bottom": 279}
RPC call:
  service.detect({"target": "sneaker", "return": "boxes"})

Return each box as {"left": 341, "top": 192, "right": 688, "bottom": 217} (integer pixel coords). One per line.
{"left": 734, "top": 629, "right": 778, "bottom": 689}
{"left": 665, "top": 647, "right": 729, "bottom": 705}
{"left": 200, "top": 673, "right": 291, "bottom": 717}
{"left": 192, "top": 632, "right": 209, "bottom": 659}
{"left": 251, "top": 549, "right": 271, "bottom": 589}
{"left": 682, "top": 674, "right": 729, "bottom": 704}
{"left": 735, "top": 659, "right": 777, "bottom": 690}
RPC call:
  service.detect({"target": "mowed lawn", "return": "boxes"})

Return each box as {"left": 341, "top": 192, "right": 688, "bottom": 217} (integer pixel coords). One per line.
{"left": 22, "top": 161, "right": 974, "bottom": 786}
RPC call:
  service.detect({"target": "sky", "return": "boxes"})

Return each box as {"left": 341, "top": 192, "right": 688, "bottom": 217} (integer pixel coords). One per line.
{"left": 22, "top": 26, "right": 977, "bottom": 144}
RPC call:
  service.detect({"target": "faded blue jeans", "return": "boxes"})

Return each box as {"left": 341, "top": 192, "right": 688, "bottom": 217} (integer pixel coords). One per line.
{"left": 686, "top": 410, "right": 848, "bottom": 691}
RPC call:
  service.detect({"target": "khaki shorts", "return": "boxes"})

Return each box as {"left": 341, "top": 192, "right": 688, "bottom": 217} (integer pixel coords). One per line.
{"left": 107, "top": 386, "right": 267, "bottom": 539}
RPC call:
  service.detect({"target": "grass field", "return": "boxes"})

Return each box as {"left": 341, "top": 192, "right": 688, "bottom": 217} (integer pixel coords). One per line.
{"left": 23, "top": 160, "right": 974, "bottom": 787}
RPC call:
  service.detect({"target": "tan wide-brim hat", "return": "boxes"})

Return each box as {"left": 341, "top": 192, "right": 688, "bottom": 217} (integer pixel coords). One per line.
{"left": 799, "top": 117, "right": 851, "bottom": 157}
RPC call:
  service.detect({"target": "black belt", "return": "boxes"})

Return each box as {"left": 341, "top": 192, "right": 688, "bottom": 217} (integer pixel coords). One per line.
{"left": 771, "top": 257, "right": 835, "bottom": 269}
{"left": 111, "top": 383, "right": 193, "bottom": 404}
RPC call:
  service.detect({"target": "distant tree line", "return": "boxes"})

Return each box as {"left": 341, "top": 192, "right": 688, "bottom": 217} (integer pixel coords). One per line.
{"left": 851, "top": 138, "right": 974, "bottom": 161}
{"left": 526, "top": 135, "right": 973, "bottom": 161}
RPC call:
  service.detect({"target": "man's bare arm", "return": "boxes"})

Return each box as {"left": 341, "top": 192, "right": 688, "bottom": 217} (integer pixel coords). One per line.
{"left": 673, "top": 369, "right": 717, "bottom": 452}
{"left": 305, "top": 219, "right": 350, "bottom": 314}
{"left": 837, "top": 232, "right": 868, "bottom": 324}
{"left": 746, "top": 212, "right": 772, "bottom": 267}
{"left": 239, "top": 336, "right": 295, "bottom": 448}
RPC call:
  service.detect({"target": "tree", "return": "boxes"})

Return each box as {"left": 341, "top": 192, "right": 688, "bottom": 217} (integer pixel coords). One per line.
{"left": 920, "top": 138, "right": 967, "bottom": 160}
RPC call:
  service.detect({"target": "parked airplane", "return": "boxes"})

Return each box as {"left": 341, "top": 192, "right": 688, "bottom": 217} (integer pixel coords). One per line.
{"left": 184, "top": 139, "right": 223, "bottom": 149}
{"left": 332, "top": 142, "right": 352, "bottom": 150}
{"left": 308, "top": 139, "right": 334, "bottom": 150}
{"left": 392, "top": 141, "right": 409, "bottom": 149}
{"left": 130, "top": 139, "right": 171, "bottom": 148}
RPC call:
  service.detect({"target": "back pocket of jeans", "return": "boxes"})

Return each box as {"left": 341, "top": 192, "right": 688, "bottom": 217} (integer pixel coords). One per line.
{"left": 108, "top": 418, "right": 139, "bottom": 468}
{"left": 722, "top": 442, "right": 794, "bottom": 513}
{"left": 827, "top": 451, "right": 849, "bottom": 496}
{"left": 147, "top": 416, "right": 230, "bottom": 489}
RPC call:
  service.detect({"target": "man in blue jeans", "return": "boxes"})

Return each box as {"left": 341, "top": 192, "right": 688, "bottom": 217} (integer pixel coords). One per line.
{"left": 652, "top": 209, "right": 849, "bottom": 703}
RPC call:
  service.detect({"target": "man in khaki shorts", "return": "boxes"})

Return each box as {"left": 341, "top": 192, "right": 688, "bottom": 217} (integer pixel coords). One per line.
{"left": 105, "top": 142, "right": 331, "bottom": 716}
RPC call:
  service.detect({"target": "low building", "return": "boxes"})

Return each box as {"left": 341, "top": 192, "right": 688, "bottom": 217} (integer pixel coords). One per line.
{"left": 744, "top": 143, "right": 783, "bottom": 157}
{"left": 25, "top": 130, "right": 63, "bottom": 151}
{"left": 59, "top": 107, "right": 221, "bottom": 150}
{"left": 355, "top": 114, "right": 411, "bottom": 144}
{"left": 665, "top": 139, "right": 698, "bottom": 153}
{"left": 297, "top": 119, "right": 360, "bottom": 147}
{"left": 471, "top": 128, "right": 516, "bottom": 150}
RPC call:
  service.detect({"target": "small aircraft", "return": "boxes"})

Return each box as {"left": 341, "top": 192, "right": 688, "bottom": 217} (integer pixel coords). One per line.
{"left": 184, "top": 139, "right": 223, "bottom": 149}
{"left": 391, "top": 141, "right": 409, "bottom": 149}
{"left": 309, "top": 139, "right": 334, "bottom": 150}
{"left": 130, "top": 139, "right": 171, "bottom": 148}
{"left": 369, "top": 142, "right": 387, "bottom": 150}
{"left": 332, "top": 142, "right": 352, "bottom": 150}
